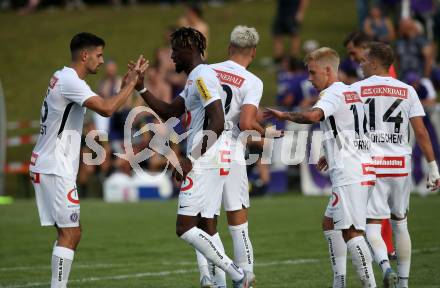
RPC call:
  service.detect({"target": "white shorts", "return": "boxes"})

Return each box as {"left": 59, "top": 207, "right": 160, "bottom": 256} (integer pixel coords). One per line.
{"left": 30, "top": 172, "right": 80, "bottom": 228}
{"left": 177, "top": 167, "right": 228, "bottom": 219}
{"left": 215, "top": 159, "right": 249, "bottom": 215}
{"left": 367, "top": 175, "right": 411, "bottom": 219}
{"left": 324, "top": 182, "right": 374, "bottom": 231}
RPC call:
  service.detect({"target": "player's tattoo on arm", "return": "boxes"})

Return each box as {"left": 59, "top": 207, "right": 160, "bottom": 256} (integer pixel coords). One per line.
{"left": 286, "top": 107, "right": 324, "bottom": 124}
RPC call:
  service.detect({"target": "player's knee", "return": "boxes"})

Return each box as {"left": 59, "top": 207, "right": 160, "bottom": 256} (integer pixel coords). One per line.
{"left": 58, "top": 227, "right": 81, "bottom": 249}
{"left": 391, "top": 213, "right": 406, "bottom": 221}
{"left": 322, "top": 217, "right": 334, "bottom": 231}
{"left": 176, "top": 223, "right": 187, "bottom": 237}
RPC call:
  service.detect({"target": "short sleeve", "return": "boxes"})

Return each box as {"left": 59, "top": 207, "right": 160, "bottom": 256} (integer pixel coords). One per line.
{"left": 243, "top": 78, "right": 263, "bottom": 108}
{"left": 195, "top": 67, "right": 221, "bottom": 107}
{"left": 408, "top": 86, "right": 426, "bottom": 118}
{"left": 62, "top": 76, "right": 96, "bottom": 106}
{"left": 313, "top": 90, "right": 341, "bottom": 119}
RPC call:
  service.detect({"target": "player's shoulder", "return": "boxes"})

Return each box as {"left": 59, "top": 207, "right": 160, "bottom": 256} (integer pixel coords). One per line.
{"left": 323, "top": 81, "right": 347, "bottom": 95}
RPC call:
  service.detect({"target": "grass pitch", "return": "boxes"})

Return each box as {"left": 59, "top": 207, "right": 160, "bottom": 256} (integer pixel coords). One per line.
{"left": 1, "top": 193, "right": 439, "bottom": 287}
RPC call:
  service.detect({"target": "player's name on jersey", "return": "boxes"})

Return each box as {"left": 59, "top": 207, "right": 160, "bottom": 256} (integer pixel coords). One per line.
{"left": 353, "top": 139, "right": 371, "bottom": 150}
{"left": 370, "top": 132, "right": 403, "bottom": 144}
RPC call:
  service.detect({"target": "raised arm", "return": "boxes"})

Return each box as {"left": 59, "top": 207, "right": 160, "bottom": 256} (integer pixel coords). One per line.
{"left": 83, "top": 55, "right": 147, "bottom": 117}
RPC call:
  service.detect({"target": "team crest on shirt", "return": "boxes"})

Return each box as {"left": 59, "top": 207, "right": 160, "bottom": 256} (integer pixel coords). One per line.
{"left": 70, "top": 212, "right": 79, "bottom": 223}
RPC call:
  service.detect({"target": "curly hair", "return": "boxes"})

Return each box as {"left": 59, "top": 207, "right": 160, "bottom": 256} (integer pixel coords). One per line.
{"left": 171, "top": 27, "right": 207, "bottom": 56}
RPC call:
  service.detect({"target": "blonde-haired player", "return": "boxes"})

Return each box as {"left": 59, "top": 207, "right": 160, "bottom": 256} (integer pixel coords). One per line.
{"left": 265, "top": 47, "right": 377, "bottom": 288}
{"left": 194, "top": 25, "right": 266, "bottom": 288}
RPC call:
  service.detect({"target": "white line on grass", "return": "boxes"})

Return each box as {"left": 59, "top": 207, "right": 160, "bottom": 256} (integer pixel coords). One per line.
{"left": 1, "top": 247, "right": 438, "bottom": 288}
{"left": 0, "top": 257, "right": 321, "bottom": 288}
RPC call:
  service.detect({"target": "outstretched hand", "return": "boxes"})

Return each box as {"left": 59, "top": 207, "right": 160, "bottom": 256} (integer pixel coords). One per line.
{"left": 263, "top": 108, "right": 287, "bottom": 121}
{"left": 316, "top": 156, "right": 328, "bottom": 172}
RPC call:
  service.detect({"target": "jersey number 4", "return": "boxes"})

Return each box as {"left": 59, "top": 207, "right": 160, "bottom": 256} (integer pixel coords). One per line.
{"left": 365, "top": 98, "right": 403, "bottom": 133}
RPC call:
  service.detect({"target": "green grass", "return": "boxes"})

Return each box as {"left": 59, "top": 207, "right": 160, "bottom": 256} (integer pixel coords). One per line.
{"left": 0, "top": 193, "right": 439, "bottom": 287}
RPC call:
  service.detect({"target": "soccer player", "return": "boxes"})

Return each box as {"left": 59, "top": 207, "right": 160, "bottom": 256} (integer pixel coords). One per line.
{"left": 355, "top": 41, "right": 440, "bottom": 288}
{"left": 264, "top": 47, "right": 377, "bottom": 288}
{"left": 29, "top": 32, "right": 147, "bottom": 288}
{"left": 344, "top": 30, "right": 397, "bottom": 260}
{"left": 137, "top": 27, "right": 255, "bottom": 288}
{"left": 193, "top": 25, "right": 265, "bottom": 288}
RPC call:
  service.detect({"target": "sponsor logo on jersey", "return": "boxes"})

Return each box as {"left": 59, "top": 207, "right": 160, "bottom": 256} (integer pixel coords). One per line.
{"left": 49, "top": 76, "right": 58, "bottom": 89}
{"left": 343, "top": 91, "right": 361, "bottom": 103}
{"left": 360, "top": 85, "right": 408, "bottom": 99}
{"left": 331, "top": 192, "right": 339, "bottom": 207}
{"left": 180, "top": 176, "right": 194, "bottom": 192}
{"left": 196, "top": 78, "right": 212, "bottom": 101}
{"left": 67, "top": 188, "right": 80, "bottom": 205}
{"left": 372, "top": 156, "right": 405, "bottom": 168}
{"left": 213, "top": 69, "right": 245, "bottom": 88}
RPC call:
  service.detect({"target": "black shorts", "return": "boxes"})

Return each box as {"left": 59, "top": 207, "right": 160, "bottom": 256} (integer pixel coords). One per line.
{"left": 272, "top": 15, "right": 300, "bottom": 36}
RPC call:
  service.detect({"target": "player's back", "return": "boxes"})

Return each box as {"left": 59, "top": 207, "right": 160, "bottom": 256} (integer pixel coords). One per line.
{"left": 353, "top": 76, "right": 425, "bottom": 174}
{"left": 315, "top": 82, "right": 374, "bottom": 187}
{"left": 210, "top": 60, "right": 263, "bottom": 139}
{"left": 30, "top": 67, "right": 95, "bottom": 179}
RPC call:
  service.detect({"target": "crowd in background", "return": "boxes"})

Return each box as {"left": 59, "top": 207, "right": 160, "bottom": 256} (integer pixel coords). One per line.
{"left": 6, "top": 0, "right": 440, "bottom": 197}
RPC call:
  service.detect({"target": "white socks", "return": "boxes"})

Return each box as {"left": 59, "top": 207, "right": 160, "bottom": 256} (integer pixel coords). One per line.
{"left": 51, "top": 246, "right": 74, "bottom": 288}
{"left": 181, "top": 227, "right": 244, "bottom": 282}
{"left": 324, "top": 230, "right": 347, "bottom": 288}
{"left": 366, "top": 223, "right": 391, "bottom": 276}
{"left": 392, "top": 219, "right": 411, "bottom": 288}
{"left": 346, "top": 236, "right": 376, "bottom": 288}
{"left": 228, "top": 222, "right": 254, "bottom": 272}
{"left": 195, "top": 233, "right": 226, "bottom": 287}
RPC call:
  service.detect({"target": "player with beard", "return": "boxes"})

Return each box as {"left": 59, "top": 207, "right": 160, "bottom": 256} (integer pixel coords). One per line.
{"left": 193, "top": 25, "right": 266, "bottom": 288}
{"left": 29, "top": 32, "right": 147, "bottom": 288}
{"left": 137, "top": 27, "right": 255, "bottom": 288}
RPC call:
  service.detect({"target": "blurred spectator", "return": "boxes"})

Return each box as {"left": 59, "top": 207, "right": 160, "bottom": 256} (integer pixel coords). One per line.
{"left": 410, "top": 0, "right": 435, "bottom": 41}
{"left": 363, "top": 5, "right": 396, "bottom": 42}
{"left": 339, "top": 58, "right": 362, "bottom": 84}
{"left": 178, "top": 3, "right": 209, "bottom": 58}
{"left": 94, "top": 60, "right": 122, "bottom": 134}
{"left": 343, "top": 31, "right": 371, "bottom": 78}
{"left": 155, "top": 26, "right": 187, "bottom": 99}
{"left": 276, "top": 56, "right": 317, "bottom": 110}
{"left": 110, "top": 0, "right": 137, "bottom": 7}
{"left": 272, "top": 0, "right": 309, "bottom": 61}
{"left": 404, "top": 71, "right": 437, "bottom": 107}
{"left": 18, "top": 0, "right": 85, "bottom": 14}
{"left": 396, "top": 18, "right": 434, "bottom": 78}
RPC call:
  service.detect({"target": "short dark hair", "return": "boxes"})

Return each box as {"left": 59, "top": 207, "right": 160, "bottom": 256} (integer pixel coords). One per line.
{"left": 367, "top": 41, "right": 394, "bottom": 69}
{"left": 343, "top": 31, "right": 371, "bottom": 48}
{"left": 70, "top": 32, "right": 105, "bottom": 59}
{"left": 171, "top": 27, "right": 207, "bottom": 56}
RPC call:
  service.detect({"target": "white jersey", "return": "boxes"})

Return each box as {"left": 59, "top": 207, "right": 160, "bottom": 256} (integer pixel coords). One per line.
{"left": 314, "top": 82, "right": 375, "bottom": 188}
{"left": 352, "top": 76, "right": 426, "bottom": 175}
{"left": 209, "top": 60, "right": 263, "bottom": 140}
{"left": 179, "top": 64, "right": 227, "bottom": 168}
{"left": 30, "top": 67, "right": 96, "bottom": 180}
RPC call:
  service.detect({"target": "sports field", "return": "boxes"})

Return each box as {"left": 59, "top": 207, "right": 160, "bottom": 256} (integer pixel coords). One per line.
{"left": 0, "top": 194, "right": 439, "bottom": 287}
